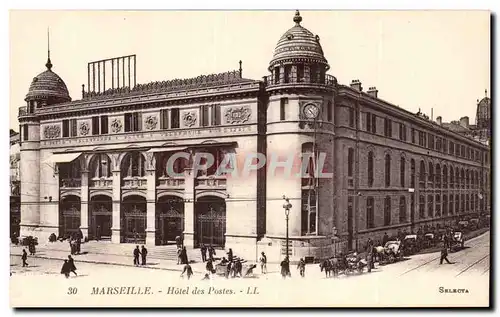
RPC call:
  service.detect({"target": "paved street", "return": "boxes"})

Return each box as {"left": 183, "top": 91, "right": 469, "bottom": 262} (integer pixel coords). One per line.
{"left": 10, "top": 231, "right": 490, "bottom": 307}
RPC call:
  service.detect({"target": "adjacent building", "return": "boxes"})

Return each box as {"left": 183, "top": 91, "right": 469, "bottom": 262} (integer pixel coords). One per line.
{"left": 10, "top": 129, "right": 21, "bottom": 238}
{"left": 17, "top": 11, "right": 490, "bottom": 261}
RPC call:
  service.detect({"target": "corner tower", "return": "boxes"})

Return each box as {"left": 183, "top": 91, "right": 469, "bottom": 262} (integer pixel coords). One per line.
{"left": 264, "top": 10, "right": 337, "bottom": 262}
{"left": 18, "top": 37, "right": 71, "bottom": 239}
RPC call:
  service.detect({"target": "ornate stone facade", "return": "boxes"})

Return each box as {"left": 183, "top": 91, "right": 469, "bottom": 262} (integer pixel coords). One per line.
{"left": 225, "top": 106, "right": 251, "bottom": 124}
{"left": 43, "top": 125, "right": 61, "bottom": 139}
{"left": 182, "top": 111, "right": 197, "bottom": 127}
{"left": 144, "top": 115, "right": 158, "bottom": 130}
{"left": 110, "top": 118, "right": 123, "bottom": 133}
{"left": 79, "top": 122, "right": 90, "bottom": 136}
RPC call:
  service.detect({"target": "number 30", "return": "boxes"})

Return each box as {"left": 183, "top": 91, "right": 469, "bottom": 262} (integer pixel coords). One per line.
{"left": 67, "top": 287, "right": 78, "bottom": 295}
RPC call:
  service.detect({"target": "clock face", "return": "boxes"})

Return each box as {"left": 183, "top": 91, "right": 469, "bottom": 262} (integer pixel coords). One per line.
{"left": 303, "top": 103, "right": 319, "bottom": 119}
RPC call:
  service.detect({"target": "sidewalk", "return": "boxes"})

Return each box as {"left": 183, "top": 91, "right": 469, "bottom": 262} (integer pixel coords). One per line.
{"left": 10, "top": 244, "right": 207, "bottom": 274}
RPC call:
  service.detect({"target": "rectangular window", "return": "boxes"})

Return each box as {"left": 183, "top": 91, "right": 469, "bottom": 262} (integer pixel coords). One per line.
{"left": 160, "top": 109, "right": 169, "bottom": 129}
{"left": 280, "top": 98, "right": 288, "bottom": 121}
{"left": 212, "top": 104, "right": 221, "bottom": 126}
{"left": 371, "top": 114, "right": 377, "bottom": 133}
{"left": 100, "top": 116, "right": 108, "bottom": 134}
{"left": 411, "top": 128, "right": 415, "bottom": 143}
{"left": 348, "top": 108, "right": 355, "bottom": 128}
{"left": 70, "top": 119, "right": 77, "bottom": 137}
{"left": 450, "top": 142, "right": 455, "bottom": 155}
{"left": 366, "top": 112, "right": 371, "bottom": 132}
{"left": 399, "top": 123, "right": 406, "bottom": 141}
{"left": 384, "top": 118, "right": 392, "bottom": 137}
{"left": 22, "top": 125, "right": 28, "bottom": 141}
{"left": 124, "top": 112, "right": 141, "bottom": 132}
{"left": 436, "top": 137, "right": 442, "bottom": 151}
{"left": 428, "top": 134, "right": 434, "bottom": 150}
{"left": 366, "top": 197, "right": 374, "bottom": 229}
{"left": 171, "top": 108, "right": 180, "bottom": 129}
{"left": 92, "top": 116, "right": 99, "bottom": 135}
{"left": 62, "top": 120, "right": 69, "bottom": 137}
{"left": 201, "top": 105, "right": 209, "bottom": 127}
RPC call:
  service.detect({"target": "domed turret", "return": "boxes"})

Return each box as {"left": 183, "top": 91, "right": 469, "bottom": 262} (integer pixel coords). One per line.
{"left": 269, "top": 10, "right": 329, "bottom": 71}
{"left": 25, "top": 50, "right": 71, "bottom": 106}
{"left": 267, "top": 10, "right": 334, "bottom": 88}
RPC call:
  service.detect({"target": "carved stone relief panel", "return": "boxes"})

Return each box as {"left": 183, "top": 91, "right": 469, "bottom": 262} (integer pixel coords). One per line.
{"left": 42, "top": 125, "right": 61, "bottom": 139}
{"left": 182, "top": 111, "right": 197, "bottom": 128}
{"left": 79, "top": 121, "right": 90, "bottom": 136}
{"left": 110, "top": 118, "right": 123, "bottom": 133}
{"left": 224, "top": 106, "right": 252, "bottom": 124}
{"left": 144, "top": 114, "right": 159, "bottom": 130}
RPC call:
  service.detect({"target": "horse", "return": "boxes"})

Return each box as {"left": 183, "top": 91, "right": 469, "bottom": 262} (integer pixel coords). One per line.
{"left": 320, "top": 259, "right": 333, "bottom": 278}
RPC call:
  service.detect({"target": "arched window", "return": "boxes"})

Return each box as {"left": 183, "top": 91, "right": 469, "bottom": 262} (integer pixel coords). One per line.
{"left": 90, "top": 154, "right": 111, "bottom": 178}
{"left": 435, "top": 164, "right": 441, "bottom": 188}
{"left": 435, "top": 194, "right": 441, "bottom": 217}
{"left": 471, "top": 194, "right": 474, "bottom": 212}
{"left": 385, "top": 154, "right": 391, "bottom": 187}
{"left": 455, "top": 169, "right": 460, "bottom": 188}
{"left": 461, "top": 194, "right": 465, "bottom": 213}
{"left": 368, "top": 152, "right": 374, "bottom": 187}
{"left": 384, "top": 196, "right": 391, "bottom": 226}
{"left": 465, "top": 170, "right": 470, "bottom": 189}
{"left": 366, "top": 196, "right": 374, "bottom": 229}
{"left": 400, "top": 157, "right": 406, "bottom": 187}
{"left": 123, "top": 152, "right": 145, "bottom": 177}
{"left": 419, "top": 160, "right": 426, "bottom": 188}
{"left": 427, "top": 194, "right": 434, "bottom": 218}
{"left": 399, "top": 196, "right": 407, "bottom": 223}
{"left": 428, "top": 162, "right": 434, "bottom": 188}
{"left": 443, "top": 165, "right": 448, "bottom": 188}
{"left": 455, "top": 194, "right": 459, "bottom": 214}
{"left": 410, "top": 159, "right": 416, "bottom": 188}
{"left": 419, "top": 195, "right": 425, "bottom": 219}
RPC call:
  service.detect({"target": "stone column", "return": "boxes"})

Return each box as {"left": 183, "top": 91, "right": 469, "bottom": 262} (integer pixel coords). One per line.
{"left": 111, "top": 170, "right": 121, "bottom": 243}
{"left": 183, "top": 151, "right": 196, "bottom": 248}
{"left": 80, "top": 170, "right": 89, "bottom": 241}
{"left": 145, "top": 151, "right": 156, "bottom": 246}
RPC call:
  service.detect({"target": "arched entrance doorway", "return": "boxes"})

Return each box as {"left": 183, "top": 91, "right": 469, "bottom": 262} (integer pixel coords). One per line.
{"left": 156, "top": 196, "right": 184, "bottom": 245}
{"left": 195, "top": 196, "right": 226, "bottom": 248}
{"left": 59, "top": 195, "right": 81, "bottom": 238}
{"left": 89, "top": 195, "right": 112, "bottom": 240}
{"left": 121, "top": 195, "right": 146, "bottom": 243}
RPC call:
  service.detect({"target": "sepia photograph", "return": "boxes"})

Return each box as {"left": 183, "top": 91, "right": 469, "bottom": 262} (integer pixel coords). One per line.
{"left": 8, "top": 9, "right": 491, "bottom": 308}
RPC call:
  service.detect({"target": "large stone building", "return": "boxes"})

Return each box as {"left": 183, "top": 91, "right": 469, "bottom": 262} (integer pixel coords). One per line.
{"left": 10, "top": 129, "right": 21, "bottom": 238}
{"left": 17, "top": 11, "right": 490, "bottom": 261}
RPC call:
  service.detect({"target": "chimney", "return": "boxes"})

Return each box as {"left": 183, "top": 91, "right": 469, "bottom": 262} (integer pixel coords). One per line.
{"left": 367, "top": 87, "right": 378, "bottom": 98}
{"left": 350, "top": 79, "right": 362, "bottom": 92}
{"left": 436, "top": 116, "right": 442, "bottom": 125}
{"left": 459, "top": 116, "right": 469, "bottom": 128}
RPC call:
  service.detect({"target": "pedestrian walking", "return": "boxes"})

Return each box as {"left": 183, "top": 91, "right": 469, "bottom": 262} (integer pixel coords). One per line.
{"left": 228, "top": 248, "right": 233, "bottom": 262}
{"left": 68, "top": 255, "right": 78, "bottom": 276}
{"left": 208, "top": 245, "right": 215, "bottom": 261}
{"left": 200, "top": 244, "right": 207, "bottom": 262}
{"left": 297, "top": 258, "right": 306, "bottom": 277}
{"left": 280, "top": 257, "right": 290, "bottom": 279}
{"left": 181, "top": 246, "right": 189, "bottom": 265}
{"left": 61, "top": 260, "right": 70, "bottom": 278}
{"left": 133, "top": 245, "right": 141, "bottom": 266}
{"left": 366, "top": 252, "right": 373, "bottom": 273}
{"left": 175, "top": 235, "right": 182, "bottom": 249}
{"left": 439, "top": 243, "right": 452, "bottom": 265}
{"left": 259, "top": 252, "right": 267, "bottom": 274}
{"left": 382, "top": 232, "right": 389, "bottom": 246}
{"left": 21, "top": 249, "right": 28, "bottom": 267}
{"left": 141, "top": 245, "right": 148, "bottom": 265}
{"left": 181, "top": 263, "right": 193, "bottom": 280}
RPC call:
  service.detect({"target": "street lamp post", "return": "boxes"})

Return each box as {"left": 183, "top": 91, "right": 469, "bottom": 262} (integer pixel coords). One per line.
{"left": 282, "top": 196, "right": 292, "bottom": 260}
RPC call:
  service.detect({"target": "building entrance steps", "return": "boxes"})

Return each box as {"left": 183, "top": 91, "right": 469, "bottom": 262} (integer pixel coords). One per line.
{"left": 31, "top": 240, "right": 203, "bottom": 262}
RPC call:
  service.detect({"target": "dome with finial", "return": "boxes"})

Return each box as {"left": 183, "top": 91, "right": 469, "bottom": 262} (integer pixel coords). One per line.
{"left": 269, "top": 10, "right": 329, "bottom": 71}
{"left": 25, "top": 51, "right": 71, "bottom": 104}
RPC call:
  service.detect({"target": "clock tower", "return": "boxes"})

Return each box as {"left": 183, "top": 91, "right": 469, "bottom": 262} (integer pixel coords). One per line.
{"left": 263, "top": 10, "right": 338, "bottom": 262}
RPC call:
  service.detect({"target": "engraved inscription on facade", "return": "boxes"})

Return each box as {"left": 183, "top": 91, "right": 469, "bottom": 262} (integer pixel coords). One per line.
{"left": 43, "top": 125, "right": 61, "bottom": 139}
{"left": 225, "top": 106, "right": 252, "bottom": 124}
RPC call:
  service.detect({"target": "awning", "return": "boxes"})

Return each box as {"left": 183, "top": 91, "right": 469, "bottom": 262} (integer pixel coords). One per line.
{"left": 44, "top": 152, "right": 82, "bottom": 164}
{"left": 147, "top": 146, "right": 187, "bottom": 153}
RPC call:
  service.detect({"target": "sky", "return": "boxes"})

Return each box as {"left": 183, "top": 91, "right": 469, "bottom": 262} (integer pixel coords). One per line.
{"left": 9, "top": 10, "right": 490, "bottom": 130}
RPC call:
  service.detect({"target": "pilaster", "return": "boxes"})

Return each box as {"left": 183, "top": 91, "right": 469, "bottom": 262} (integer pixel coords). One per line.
{"left": 111, "top": 170, "right": 121, "bottom": 243}
{"left": 80, "top": 171, "right": 89, "bottom": 240}
{"left": 183, "top": 156, "right": 196, "bottom": 248}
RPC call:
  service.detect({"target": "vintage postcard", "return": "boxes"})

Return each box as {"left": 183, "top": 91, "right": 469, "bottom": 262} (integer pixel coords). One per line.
{"left": 9, "top": 10, "right": 491, "bottom": 307}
